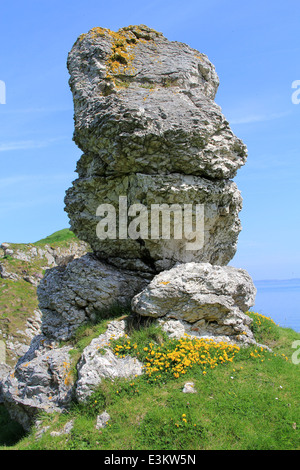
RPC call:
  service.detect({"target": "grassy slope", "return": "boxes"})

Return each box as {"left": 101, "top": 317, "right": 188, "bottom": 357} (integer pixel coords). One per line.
{"left": 33, "top": 228, "right": 78, "bottom": 246}
{"left": 0, "top": 312, "right": 299, "bottom": 450}
{"left": 0, "top": 229, "right": 86, "bottom": 366}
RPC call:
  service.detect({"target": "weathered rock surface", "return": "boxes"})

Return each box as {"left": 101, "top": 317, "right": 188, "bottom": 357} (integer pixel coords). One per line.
{"left": 65, "top": 173, "right": 242, "bottom": 273}
{"left": 38, "top": 253, "right": 149, "bottom": 341}
{"left": 35, "top": 418, "right": 74, "bottom": 439}
{"left": 182, "top": 382, "right": 197, "bottom": 394}
{"left": 67, "top": 24, "right": 246, "bottom": 180}
{"left": 1, "top": 335, "right": 74, "bottom": 430}
{"left": 132, "top": 262, "right": 257, "bottom": 345}
{"left": 0, "top": 262, "right": 20, "bottom": 281}
{"left": 96, "top": 411, "right": 110, "bottom": 430}
{"left": 0, "top": 240, "right": 89, "bottom": 269}
{"left": 0, "top": 363, "right": 11, "bottom": 403}
{"left": 64, "top": 24, "right": 247, "bottom": 274}
{"left": 0, "top": 319, "right": 143, "bottom": 429}
{"left": 76, "top": 320, "right": 143, "bottom": 402}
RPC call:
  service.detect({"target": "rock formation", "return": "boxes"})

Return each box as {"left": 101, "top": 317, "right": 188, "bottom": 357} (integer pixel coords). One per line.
{"left": 75, "top": 320, "right": 143, "bottom": 402}
{"left": 38, "top": 253, "right": 148, "bottom": 341}
{"left": 65, "top": 24, "right": 246, "bottom": 273}
{"left": 1, "top": 335, "right": 74, "bottom": 430}
{"left": 0, "top": 25, "right": 258, "bottom": 431}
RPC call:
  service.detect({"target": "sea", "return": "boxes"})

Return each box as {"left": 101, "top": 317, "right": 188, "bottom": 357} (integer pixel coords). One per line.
{"left": 251, "top": 279, "right": 300, "bottom": 332}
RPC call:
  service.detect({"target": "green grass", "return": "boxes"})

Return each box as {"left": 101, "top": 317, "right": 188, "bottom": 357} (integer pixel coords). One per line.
{"left": 0, "top": 312, "right": 299, "bottom": 450}
{"left": 33, "top": 228, "right": 78, "bottom": 246}
{"left": 0, "top": 228, "right": 89, "bottom": 365}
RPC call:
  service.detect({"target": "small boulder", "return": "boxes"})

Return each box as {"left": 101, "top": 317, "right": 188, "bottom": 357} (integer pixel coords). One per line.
{"left": 1, "top": 335, "right": 74, "bottom": 430}
{"left": 132, "top": 262, "right": 257, "bottom": 345}
{"left": 75, "top": 320, "right": 143, "bottom": 402}
{"left": 96, "top": 411, "right": 110, "bottom": 430}
{"left": 182, "top": 382, "right": 197, "bottom": 393}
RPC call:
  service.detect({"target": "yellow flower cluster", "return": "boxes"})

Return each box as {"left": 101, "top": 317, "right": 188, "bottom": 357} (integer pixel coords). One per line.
{"left": 250, "top": 347, "right": 288, "bottom": 362}
{"left": 250, "top": 347, "right": 269, "bottom": 361}
{"left": 113, "top": 335, "right": 240, "bottom": 379}
{"left": 248, "top": 311, "right": 278, "bottom": 326}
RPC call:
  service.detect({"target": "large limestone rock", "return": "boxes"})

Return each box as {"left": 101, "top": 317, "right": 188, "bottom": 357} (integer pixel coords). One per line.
{"left": 64, "top": 24, "right": 247, "bottom": 274}
{"left": 65, "top": 173, "right": 242, "bottom": 273}
{"left": 0, "top": 26, "right": 256, "bottom": 432}
{"left": 67, "top": 24, "right": 246, "bottom": 179}
{"left": 131, "top": 262, "right": 257, "bottom": 345}
{"left": 37, "top": 253, "right": 149, "bottom": 341}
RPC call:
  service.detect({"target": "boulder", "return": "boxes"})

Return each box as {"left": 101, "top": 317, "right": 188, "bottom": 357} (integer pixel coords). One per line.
{"left": 67, "top": 24, "right": 246, "bottom": 180}
{"left": 182, "top": 382, "right": 197, "bottom": 394}
{"left": 76, "top": 320, "right": 143, "bottom": 402}
{"left": 37, "top": 253, "right": 149, "bottom": 341}
{"left": 96, "top": 411, "right": 110, "bottom": 430}
{"left": 0, "top": 319, "right": 143, "bottom": 429}
{"left": 0, "top": 335, "right": 74, "bottom": 431}
{"left": 65, "top": 173, "right": 242, "bottom": 274}
{"left": 131, "top": 262, "right": 257, "bottom": 345}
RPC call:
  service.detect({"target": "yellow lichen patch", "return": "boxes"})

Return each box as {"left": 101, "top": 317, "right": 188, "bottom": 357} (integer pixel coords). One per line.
{"left": 64, "top": 370, "right": 73, "bottom": 387}
{"left": 89, "top": 26, "right": 158, "bottom": 88}
{"left": 62, "top": 361, "right": 73, "bottom": 387}
{"left": 194, "top": 54, "right": 204, "bottom": 62}
{"left": 77, "top": 26, "right": 162, "bottom": 91}
{"left": 105, "top": 30, "right": 141, "bottom": 79}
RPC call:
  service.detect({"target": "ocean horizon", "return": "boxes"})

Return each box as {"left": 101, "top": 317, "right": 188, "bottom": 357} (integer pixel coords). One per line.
{"left": 251, "top": 278, "right": 300, "bottom": 332}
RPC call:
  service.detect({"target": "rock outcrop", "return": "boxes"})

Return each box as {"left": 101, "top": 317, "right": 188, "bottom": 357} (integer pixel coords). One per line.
{"left": 38, "top": 253, "right": 148, "bottom": 341}
{"left": 1, "top": 335, "right": 74, "bottom": 431}
{"left": 0, "top": 239, "right": 89, "bottom": 270}
{"left": 0, "top": 25, "right": 258, "bottom": 431}
{"left": 65, "top": 173, "right": 242, "bottom": 273}
{"left": 67, "top": 25, "right": 246, "bottom": 179}
{"left": 65, "top": 24, "right": 246, "bottom": 273}
{"left": 1, "top": 319, "right": 143, "bottom": 430}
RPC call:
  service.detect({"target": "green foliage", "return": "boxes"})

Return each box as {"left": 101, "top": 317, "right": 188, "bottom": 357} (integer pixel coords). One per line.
{"left": 136, "top": 405, "right": 206, "bottom": 450}
{"left": 248, "top": 311, "right": 280, "bottom": 344}
{"left": 1, "top": 311, "right": 300, "bottom": 450}
{"left": 33, "top": 228, "right": 77, "bottom": 245}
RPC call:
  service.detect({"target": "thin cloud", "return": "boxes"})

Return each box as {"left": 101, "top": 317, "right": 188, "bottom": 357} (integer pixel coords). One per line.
{"left": 0, "top": 136, "right": 68, "bottom": 152}
{"left": 228, "top": 111, "right": 291, "bottom": 125}
{"left": 0, "top": 105, "right": 72, "bottom": 115}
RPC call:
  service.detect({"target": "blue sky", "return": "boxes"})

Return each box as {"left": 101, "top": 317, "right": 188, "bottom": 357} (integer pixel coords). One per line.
{"left": 0, "top": 0, "right": 299, "bottom": 280}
